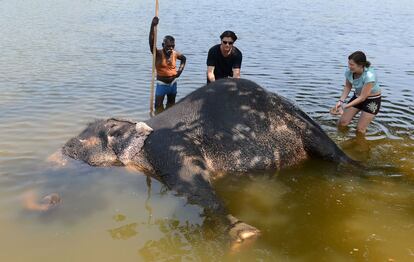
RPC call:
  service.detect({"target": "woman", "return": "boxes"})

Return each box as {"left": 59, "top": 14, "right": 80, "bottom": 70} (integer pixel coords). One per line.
{"left": 330, "top": 51, "right": 381, "bottom": 134}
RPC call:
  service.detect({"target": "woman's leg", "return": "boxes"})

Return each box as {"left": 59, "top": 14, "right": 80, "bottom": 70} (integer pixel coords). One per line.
{"left": 356, "top": 111, "right": 376, "bottom": 135}
{"left": 338, "top": 107, "right": 360, "bottom": 127}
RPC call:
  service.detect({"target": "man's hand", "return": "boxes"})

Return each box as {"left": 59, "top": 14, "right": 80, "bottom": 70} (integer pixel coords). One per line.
{"left": 152, "top": 16, "right": 159, "bottom": 26}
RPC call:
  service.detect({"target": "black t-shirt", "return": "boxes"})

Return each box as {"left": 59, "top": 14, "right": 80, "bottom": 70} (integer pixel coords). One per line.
{"left": 206, "top": 44, "right": 242, "bottom": 83}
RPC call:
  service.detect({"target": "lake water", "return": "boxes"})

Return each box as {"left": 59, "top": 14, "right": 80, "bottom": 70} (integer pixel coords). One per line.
{"left": 0, "top": 0, "right": 413, "bottom": 261}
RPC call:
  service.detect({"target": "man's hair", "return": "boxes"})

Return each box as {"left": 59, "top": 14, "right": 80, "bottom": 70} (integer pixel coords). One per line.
{"left": 220, "top": 31, "right": 237, "bottom": 41}
{"left": 163, "top": 35, "right": 175, "bottom": 43}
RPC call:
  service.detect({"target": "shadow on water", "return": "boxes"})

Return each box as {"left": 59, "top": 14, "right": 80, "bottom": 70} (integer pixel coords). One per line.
{"left": 126, "top": 157, "right": 413, "bottom": 261}
{"left": 212, "top": 157, "right": 414, "bottom": 261}
{"left": 137, "top": 218, "right": 228, "bottom": 261}
{"left": 339, "top": 134, "right": 414, "bottom": 180}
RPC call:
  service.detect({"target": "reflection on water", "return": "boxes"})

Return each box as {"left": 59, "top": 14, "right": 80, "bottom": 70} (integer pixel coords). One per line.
{"left": 215, "top": 162, "right": 414, "bottom": 261}
{"left": 0, "top": 0, "right": 413, "bottom": 261}
{"left": 139, "top": 218, "right": 227, "bottom": 261}
{"left": 109, "top": 222, "right": 138, "bottom": 240}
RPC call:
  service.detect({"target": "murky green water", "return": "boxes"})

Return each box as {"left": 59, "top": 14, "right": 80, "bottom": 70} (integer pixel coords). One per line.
{"left": 1, "top": 0, "right": 413, "bottom": 261}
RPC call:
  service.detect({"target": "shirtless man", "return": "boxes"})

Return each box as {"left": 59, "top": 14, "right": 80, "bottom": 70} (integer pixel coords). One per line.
{"left": 149, "top": 17, "right": 186, "bottom": 111}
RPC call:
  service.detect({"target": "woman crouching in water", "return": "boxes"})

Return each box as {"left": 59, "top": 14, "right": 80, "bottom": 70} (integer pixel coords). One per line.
{"left": 331, "top": 51, "right": 381, "bottom": 135}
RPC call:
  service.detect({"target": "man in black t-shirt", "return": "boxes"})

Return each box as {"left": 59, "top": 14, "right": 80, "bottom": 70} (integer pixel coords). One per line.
{"left": 206, "top": 31, "right": 242, "bottom": 83}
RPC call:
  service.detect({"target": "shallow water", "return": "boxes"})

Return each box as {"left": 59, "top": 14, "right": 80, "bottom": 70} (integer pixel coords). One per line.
{"left": 0, "top": 0, "right": 413, "bottom": 261}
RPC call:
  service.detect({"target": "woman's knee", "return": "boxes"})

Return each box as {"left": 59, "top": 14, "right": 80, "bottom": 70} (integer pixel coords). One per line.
{"left": 338, "top": 118, "right": 351, "bottom": 127}
{"left": 337, "top": 108, "right": 359, "bottom": 127}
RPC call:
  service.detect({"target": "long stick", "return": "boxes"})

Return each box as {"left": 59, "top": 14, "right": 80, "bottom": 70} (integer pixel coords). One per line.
{"left": 150, "top": 0, "right": 159, "bottom": 115}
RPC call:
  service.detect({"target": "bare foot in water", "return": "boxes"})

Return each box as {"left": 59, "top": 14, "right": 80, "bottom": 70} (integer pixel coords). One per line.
{"left": 23, "top": 190, "right": 61, "bottom": 211}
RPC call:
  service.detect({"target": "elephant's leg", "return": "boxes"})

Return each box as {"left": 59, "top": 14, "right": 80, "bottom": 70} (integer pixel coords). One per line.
{"left": 160, "top": 155, "right": 260, "bottom": 244}
{"left": 145, "top": 130, "right": 261, "bottom": 244}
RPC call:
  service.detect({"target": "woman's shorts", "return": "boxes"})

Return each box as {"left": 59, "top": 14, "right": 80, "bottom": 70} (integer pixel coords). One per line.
{"left": 348, "top": 94, "right": 381, "bottom": 115}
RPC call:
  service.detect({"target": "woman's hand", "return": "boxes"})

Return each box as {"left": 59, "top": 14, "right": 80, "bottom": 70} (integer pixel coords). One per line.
{"left": 330, "top": 100, "right": 344, "bottom": 115}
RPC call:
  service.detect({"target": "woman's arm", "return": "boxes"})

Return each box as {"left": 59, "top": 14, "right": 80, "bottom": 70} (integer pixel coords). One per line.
{"left": 331, "top": 80, "right": 352, "bottom": 114}
{"left": 344, "top": 82, "right": 374, "bottom": 109}
{"left": 339, "top": 79, "right": 352, "bottom": 102}
{"left": 232, "top": 68, "right": 241, "bottom": 78}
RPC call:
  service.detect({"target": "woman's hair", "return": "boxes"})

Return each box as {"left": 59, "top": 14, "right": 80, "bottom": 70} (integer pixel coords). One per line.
{"left": 348, "top": 51, "right": 371, "bottom": 67}
{"left": 220, "top": 31, "right": 238, "bottom": 41}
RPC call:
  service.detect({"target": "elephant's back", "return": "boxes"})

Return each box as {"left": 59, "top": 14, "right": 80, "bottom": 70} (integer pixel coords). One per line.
{"left": 147, "top": 78, "right": 292, "bottom": 129}
{"left": 145, "top": 79, "right": 311, "bottom": 172}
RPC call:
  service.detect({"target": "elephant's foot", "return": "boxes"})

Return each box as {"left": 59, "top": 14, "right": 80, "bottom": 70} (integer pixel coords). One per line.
{"left": 23, "top": 190, "right": 61, "bottom": 211}
{"left": 226, "top": 214, "right": 260, "bottom": 243}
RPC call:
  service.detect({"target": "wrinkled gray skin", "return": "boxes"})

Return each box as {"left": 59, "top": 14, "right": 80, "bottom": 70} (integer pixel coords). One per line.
{"left": 61, "top": 78, "right": 355, "bottom": 243}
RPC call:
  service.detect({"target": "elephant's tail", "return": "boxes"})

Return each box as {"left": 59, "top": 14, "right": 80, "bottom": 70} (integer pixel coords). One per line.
{"left": 303, "top": 127, "right": 362, "bottom": 168}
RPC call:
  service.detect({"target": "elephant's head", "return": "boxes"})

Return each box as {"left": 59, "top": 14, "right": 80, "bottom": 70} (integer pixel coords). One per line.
{"left": 62, "top": 118, "right": 153, "bottom": 168}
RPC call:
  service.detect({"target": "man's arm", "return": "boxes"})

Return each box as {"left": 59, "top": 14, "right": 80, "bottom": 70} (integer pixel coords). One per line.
{"left": 232, "top": 68, "right": 241, "bottom": 78}
{"left": 175, "top": 52, "right": 186, "bottom": 78}
{"left": 206, "top": 47, "right": 216, "bottom": 82}
{"left": 232, "top": 50, "right": 242, "bottom": 78}
{"left": 207, "top": 66, "right": 215, "bottom": 82}
{"left": 149, "top": 17, "right": 159, "bottom": 53}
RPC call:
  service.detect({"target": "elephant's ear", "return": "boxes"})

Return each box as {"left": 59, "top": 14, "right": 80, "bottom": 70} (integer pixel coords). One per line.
{"left": 115, "top": 122, "right": 153, "bottom": 166}
{"left": 135, "top": 122, "right": 153, "bottom": 136}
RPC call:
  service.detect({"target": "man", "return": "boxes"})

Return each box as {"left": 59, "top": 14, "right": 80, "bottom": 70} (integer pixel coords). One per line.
{"left": 206, "top": 31, "right": 242, "bottom": 83}
{"left": 149, "top": 16, "right": 186, "bottom": 111}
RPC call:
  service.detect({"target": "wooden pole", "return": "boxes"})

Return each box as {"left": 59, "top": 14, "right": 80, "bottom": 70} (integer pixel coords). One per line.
{"left": 150, "top": 0, "right": 159, "bottom": 115}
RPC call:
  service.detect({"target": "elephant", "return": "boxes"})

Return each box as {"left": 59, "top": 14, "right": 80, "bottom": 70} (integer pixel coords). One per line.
{"left": 58, "top": 78, "right": 356, "bottom": 243}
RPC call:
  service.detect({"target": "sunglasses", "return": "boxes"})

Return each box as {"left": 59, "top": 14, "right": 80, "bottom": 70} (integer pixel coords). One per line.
{"left": 222, "top": 40, "right": 234, "bottom": 45}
